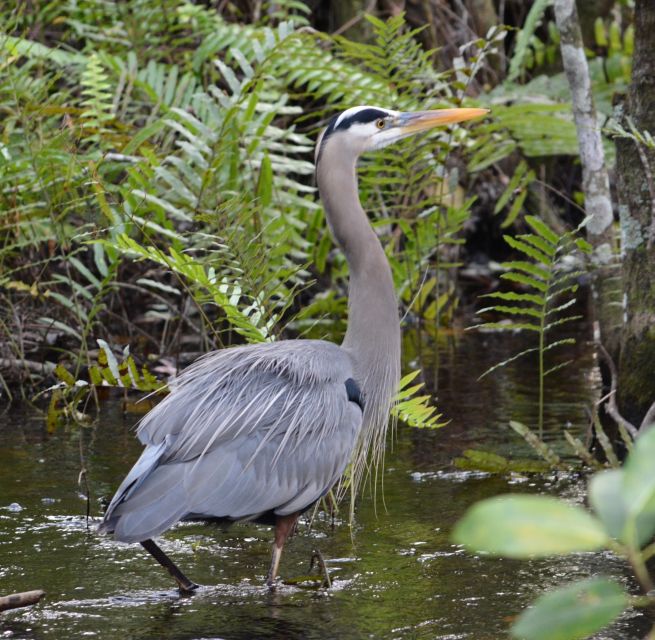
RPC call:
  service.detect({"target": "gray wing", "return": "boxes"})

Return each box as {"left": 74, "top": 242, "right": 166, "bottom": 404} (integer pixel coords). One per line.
{"left": 99, "top": 340, "right": 362, "bottom": 543}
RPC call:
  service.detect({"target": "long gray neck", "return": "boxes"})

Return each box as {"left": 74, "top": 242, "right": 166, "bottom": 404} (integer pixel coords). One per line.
{"left": 316, "top": 138, "right": 401, "bottom": 435}
{"left": 317, "top": 143, "right": 399, "bottom": 359}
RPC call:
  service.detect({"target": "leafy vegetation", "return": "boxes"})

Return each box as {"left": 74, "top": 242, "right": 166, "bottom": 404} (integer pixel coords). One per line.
{"left": 4, "top": 0, "right": 655, "bottom": 637}
{"left": 0, "top": 4, "right": 492, "bottom": 405}
{"left": 471, "top": 216, "right": 591, "bottom": 434}
{"left": 453, "top": 428, "right": 655, "bottom": 640}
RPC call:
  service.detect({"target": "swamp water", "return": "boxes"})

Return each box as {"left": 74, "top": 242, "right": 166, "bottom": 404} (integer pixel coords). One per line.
{"left": 0, "top": 330, "right": 651, "bottom": 639}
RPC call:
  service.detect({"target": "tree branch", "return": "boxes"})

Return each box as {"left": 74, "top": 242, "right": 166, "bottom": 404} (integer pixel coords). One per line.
{"left": 0, "top": 590, "right": 45, "bottom": 612}
{"left": 597, "top": 342, "right": 639, "bottom": 438}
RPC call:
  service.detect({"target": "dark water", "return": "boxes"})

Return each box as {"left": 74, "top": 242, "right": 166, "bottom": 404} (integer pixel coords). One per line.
{"left": 0, "top": 331, "right": 651, "bottom": 639}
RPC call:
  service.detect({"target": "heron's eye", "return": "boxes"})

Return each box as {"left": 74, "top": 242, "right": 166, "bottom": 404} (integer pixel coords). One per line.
{"left": 375, "top": 119, "right": 385, "bottom": 129}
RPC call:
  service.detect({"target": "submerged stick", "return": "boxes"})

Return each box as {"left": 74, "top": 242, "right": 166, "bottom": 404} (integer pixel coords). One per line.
{"left": 0, "top": 590, "right": 46, "bottom": 612}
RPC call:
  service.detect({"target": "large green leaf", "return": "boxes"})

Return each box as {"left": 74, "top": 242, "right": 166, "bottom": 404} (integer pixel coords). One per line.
{"left": 588, "top": 470, "right": 627, "bottom": 541}
{"left": 511, "top": 578, "right": 628, "bottom": 640}
{"left": 622, "top": 429, "right": 655, "bottom": 520}
{"left": 452, "top": 495, "right": 609, "bottom": 557}
{"left": 592, "top": 430, "right": 655, "bottom": 548}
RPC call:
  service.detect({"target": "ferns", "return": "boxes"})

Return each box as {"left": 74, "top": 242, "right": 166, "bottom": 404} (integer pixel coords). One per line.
{"left": 472, "top": 216, "right": 591, "bottom": 434}
{"left": 393, "top": 370, "right": 446, "bottom": 429}
{"left": 80, "top": 54, "right": 114, "bottom": 141}
{"left": 508, "top": 0, "right": 553, "bottom": 82}
{"left": 0, "top": 4, "right": 498, "bottom": 442}
{"left": 111, "top": 233, "right": 274, "bottom": 343}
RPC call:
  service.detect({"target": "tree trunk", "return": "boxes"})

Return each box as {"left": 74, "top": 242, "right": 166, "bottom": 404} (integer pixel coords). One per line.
{"left": 553, "top": 0, "right": 620, "bottom": 350}
{"left": 614, "top": 0, "right": 655, "bottom": 427}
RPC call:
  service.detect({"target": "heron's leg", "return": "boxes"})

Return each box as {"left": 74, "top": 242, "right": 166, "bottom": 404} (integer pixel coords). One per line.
{"left": 140, "top": 539, "right": 198, "bottom": 594}
{"left": 265, "top": 512, "right": 299, "bottom": 587}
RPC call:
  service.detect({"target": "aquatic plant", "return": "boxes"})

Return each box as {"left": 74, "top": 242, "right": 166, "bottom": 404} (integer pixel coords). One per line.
{"left": 471, "top": 215, "right": 591, "bottom": 435}
{"left": 453, "top": 427, "right": 655, "bottom": 640}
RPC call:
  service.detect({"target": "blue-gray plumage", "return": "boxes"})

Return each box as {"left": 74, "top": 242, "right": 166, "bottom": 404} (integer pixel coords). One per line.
{"left": 101, "top": 341, "right": 360, "bottom": 542}
{"left": 98, "top": 104, "right": 487, "bottom": 591}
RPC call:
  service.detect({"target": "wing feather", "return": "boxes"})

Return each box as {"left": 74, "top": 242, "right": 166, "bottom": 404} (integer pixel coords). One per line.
{"left": 100, "top": 340, "right": 363, "bottom": 543}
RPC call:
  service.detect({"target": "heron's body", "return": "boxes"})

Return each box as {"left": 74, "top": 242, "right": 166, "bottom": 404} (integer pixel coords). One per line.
{"left": 99, "top": 104, "right": 486, "bottom": 590}
{"left": 101, "top": 340, "right": 362, "bottom": 543}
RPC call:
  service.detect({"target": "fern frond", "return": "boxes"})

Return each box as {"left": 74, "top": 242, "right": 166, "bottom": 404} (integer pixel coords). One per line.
{"left": 392, "top": 371, "right": 447, "bottom": 429}
{"left": 472, "top": 217, "right": 589, "bottom": 434}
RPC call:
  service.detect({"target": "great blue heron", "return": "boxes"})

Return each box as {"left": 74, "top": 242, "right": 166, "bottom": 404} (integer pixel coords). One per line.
{"left": 99, "top": 105, "right": 486, "bottom": 592}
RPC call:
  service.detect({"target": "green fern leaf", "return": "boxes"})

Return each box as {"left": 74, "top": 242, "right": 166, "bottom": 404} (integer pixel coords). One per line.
{"left": 503, "top": 236, "right": 553, "bottom": 265}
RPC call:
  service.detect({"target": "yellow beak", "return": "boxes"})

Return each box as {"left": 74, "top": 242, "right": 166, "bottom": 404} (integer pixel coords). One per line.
{"left": 397, "top": 108, "right": 489, "bottom": 134}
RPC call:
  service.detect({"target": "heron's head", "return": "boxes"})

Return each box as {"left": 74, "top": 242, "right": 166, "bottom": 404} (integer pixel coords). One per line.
{"left": 316, "top": 105, "right": 488, "bottom": 163}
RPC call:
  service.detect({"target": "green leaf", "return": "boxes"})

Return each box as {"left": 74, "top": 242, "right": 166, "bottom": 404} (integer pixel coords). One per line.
{"left": 452, "top": 495, "right": 608, "bottom": 557}
{"left": 510, "top": 420, "right": 566, "bottom": 469}
{"left": 504, "top": 235, "right": 552, "bottom": 265}
{"left": 564, "top": 432, "right": 603, "bottom": 470}
{"left": 97, "top": 339, "right": 121, "bottom": 385}
{"left": 502, "top": 260, "right": 550, "bottom": 281}
{"left": 500, "top": 189, "right": 528, "bottom": 228}
{"left": 454, "top": 449, "right": 508, "bottom": 473}
{"left": 478, "top": 304, "right": 543, "bottom": 319}
{"left": 508, "top": 0, "right": 552, "bottom": 82}
{"left": 518, "top": 231, "right": 556, "bottom": 258}
{"left": 471, "top": 321, "right": 541, "bottom": 332}
{"left": 257, "top": 153, "right": 274, "bottom": 207}
{"left": 501, "top": 272, "right": 548, "bottom": 292}
{"left": 482, "top": 291, "right": 545, "bottom": 306}
{"left": 494, "top": 160, "right": 529, "bottom": 214}
{"left": 589, "top": 470, "right": 627, "bottom": 541}
{"left": 511, "top": 578, "right": 628, "bottom": 640}
{"left": 122, "top": 119, "right": 167, "bottom": 155}
{"left": 618, "top": 428, "right": 655, "bottom": 546}
{"left": 89, "top": 366, "right": 103, "bottom": 386}
{"left": 525, "top": 215, "right": 560, "bottom": 245}
{"left": 3, "top": 36, "right": 86, "bottom": 66}
{"left": 393, "top": 370, "right": 446, "bottom": 429}
{"left": 54, "top": 364, "right": 75, "bottom": 387}
{"left": 622, "top": 428, "right": 655, "bottom": 516}
{"left": 575, "top": 237, "right": 593, "bottom": 254}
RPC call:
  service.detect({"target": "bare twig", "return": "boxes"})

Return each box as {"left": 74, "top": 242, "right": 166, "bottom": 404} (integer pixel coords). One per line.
{"left": 597, "top": 343, "right": 639, "bottom": 439}
{"left": 331, "top": 0, "right": 377, "bottom": 36}
{"left": 0, "top": 590, "right": 45, "bottom": 612}
{"left": 0, "top": 358, "right": 56, "bottom": 375}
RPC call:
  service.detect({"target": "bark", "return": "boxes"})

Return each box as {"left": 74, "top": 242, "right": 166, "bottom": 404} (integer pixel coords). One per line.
{"left": 554, "top": 0, "right": 614, "bottom": 245}
{"left": 553, "top": 0, "right": 620, "bottom": 348}
{"left": 614, "top": 0, "right": 655, "bottom": 426}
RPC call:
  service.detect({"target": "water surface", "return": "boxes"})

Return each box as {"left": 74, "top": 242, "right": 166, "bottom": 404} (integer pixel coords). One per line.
{"left": 0, "top": 331, "right": 650, "bottom": 639}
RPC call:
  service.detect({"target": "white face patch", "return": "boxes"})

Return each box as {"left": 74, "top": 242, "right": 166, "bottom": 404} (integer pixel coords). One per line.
{"left": 317, "top": 106, "right": 402, "bottom": 161}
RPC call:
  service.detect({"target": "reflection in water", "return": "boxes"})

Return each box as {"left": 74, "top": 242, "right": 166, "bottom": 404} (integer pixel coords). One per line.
{"left": 0, "top": 331, "right": 650, "bottom": 639}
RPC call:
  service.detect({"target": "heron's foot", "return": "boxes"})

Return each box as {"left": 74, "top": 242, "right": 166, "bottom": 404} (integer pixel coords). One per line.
{"left": 177, "top": 580, "right": 200, "bottom": 595}
{"left": 309, "top": 549, "right": 331, "bottom": 588}
{"left": 281, "top": 550, "right": 331, "bottom": 588}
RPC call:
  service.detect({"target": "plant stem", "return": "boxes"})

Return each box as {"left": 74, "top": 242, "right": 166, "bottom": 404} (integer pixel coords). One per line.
{"left": 642, "top": 541, "right": 655, "bottom": 562}
{"left": 538, "top": 319, "right": 544, "bottom": 437}
{"left": 628, "top": 548, "right": 655, "bottom": 594}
